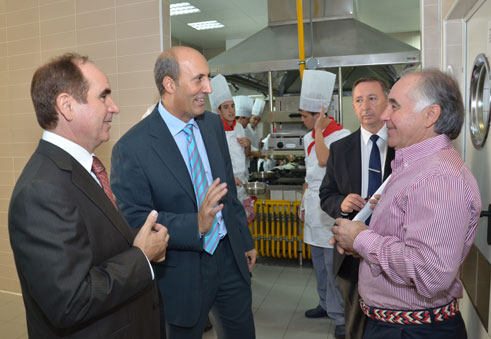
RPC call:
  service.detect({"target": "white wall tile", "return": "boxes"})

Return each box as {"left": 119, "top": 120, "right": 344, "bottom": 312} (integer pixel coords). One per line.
{"left": 423, "top": 4, "right": 439, "bottom": 28}
{"left": 445, "top": 20, "right": 463, "bottom": 46}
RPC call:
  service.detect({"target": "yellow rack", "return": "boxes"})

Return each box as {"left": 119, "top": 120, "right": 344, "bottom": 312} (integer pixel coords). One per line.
{"left": 248, "top": 199, "right": 311, "bottom": 264}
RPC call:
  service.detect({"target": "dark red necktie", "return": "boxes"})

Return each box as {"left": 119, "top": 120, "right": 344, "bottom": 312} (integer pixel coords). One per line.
{"left": 91, "top": 156, "right": 117, "bottom": 209}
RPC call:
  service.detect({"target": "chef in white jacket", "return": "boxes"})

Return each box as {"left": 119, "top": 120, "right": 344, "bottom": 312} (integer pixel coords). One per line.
{"left": 209, "top": 77, "right": 255, "bottom": 222}
{"left": 299, "top": 70, "right": 350, "bottom": 337}
{"left": 245, "top": 98, "right": 265, "bottom": 149}
{"left": 245, "top": 98, "right": 265, "bottom": 172}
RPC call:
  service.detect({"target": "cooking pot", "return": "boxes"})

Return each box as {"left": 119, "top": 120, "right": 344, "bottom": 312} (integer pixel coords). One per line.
{"left": 249, "top": 171, "right": 276, "bottom": 180}
{"left": 245, "top": 182, "right": 268, "bottom": 195}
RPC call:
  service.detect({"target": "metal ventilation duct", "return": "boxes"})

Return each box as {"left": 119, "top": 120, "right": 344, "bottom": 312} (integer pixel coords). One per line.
{"left": 208, "top": 0, "right": 420, "bottom": 76}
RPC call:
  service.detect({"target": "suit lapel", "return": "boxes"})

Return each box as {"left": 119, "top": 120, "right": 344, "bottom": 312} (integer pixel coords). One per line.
{"left": 196, "top": 113, "right": 225, "bottom": 181}
{"left": 71, "top": 165, "right": 136, "bottom": 244}
{"left": 37, "top": 140, "right": 135, "bottom": 245}
{"left": 384, "top": 147, "right": 395, "bottom": 180}
{"left": 348, "top": 129, "right": 362, "bottom": 195}
{"left": 147, "top": 110, "right": 197, "bottom": 206}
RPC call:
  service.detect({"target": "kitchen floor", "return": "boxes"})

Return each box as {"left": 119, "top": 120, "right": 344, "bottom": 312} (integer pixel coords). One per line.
{"left": 0, "top": 259, "right": 339, "bottom": 338}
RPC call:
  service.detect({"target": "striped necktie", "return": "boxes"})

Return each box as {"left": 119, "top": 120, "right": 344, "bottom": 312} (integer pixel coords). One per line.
{"left": 92, "top": 156, "right": 117, "bottom": 209}
{"left": 182, "top": 123, "right": 219, "bottom": 254}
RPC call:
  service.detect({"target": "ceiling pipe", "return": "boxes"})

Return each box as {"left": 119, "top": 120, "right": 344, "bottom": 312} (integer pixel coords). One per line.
{"left": 296, "top": 0, "right": 306, "bottom": 80}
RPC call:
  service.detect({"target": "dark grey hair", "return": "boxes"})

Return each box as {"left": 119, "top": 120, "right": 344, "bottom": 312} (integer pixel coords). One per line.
{"left": 410, "top": 70, "right": 464, "bottom": 140}
{"left": 154, "top": 50, "right": 180, "bottom": 96}
{"left": 352, "top": 77, "right": 390, "bottom": 97}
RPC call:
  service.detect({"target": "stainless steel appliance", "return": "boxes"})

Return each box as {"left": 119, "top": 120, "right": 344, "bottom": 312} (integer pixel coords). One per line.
{"left": 267, "top": 96, "right": 307, "bottom": 152}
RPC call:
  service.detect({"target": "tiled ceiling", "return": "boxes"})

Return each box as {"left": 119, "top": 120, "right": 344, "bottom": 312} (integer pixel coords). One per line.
{"left": 170, "top": 0, "right": 268, "bottom": 49}
{"left": 170, "top": 0, "right": 419, "bottom": 50}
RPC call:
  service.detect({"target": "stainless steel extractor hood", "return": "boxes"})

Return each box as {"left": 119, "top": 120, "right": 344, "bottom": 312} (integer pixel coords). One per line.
{"left": 208, "top": 0, "right": 420, "bottom": 76}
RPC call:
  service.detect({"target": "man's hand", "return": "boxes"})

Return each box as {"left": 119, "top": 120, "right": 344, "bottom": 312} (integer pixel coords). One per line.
{"left": 341, "top": 193, "right": 366, "bottom": 214}
{"left": 329, "top": 238, "right": 360, "bottom": 257}
{"left": 237, "top": 137, "right": 251, "bottom": 148}
{"left": 297, "top": 206, "right": 305, "bottom": 222}
{"left": 133, "top": 210, "right": 169, "bottom": 263}
{"left": 234, "top": 176, "right": 243, "bottom": 187}
{"left": 331, "top": 218, "right": 367, "bottom": 254}
{"left": 314, "top": 105, "right": 327, "bottom": 132}
{"left": 369, "top": 194, "right": 381, "bottom": 210}
{"left": 245, "top": 248, "right": 257, "bottom": 270}
{"left": 198, "top": 178, "right": 227, "bottom": 234}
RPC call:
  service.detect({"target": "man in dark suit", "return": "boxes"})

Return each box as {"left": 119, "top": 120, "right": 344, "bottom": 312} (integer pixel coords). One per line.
{"left": 111, "top": 46, "right": 256, "bottom": 339}
{"left": 8, "top": 53, "right": 169, "bottom": 339}
{"left": 319, "top": 78, "right": 395, "bottom": 339}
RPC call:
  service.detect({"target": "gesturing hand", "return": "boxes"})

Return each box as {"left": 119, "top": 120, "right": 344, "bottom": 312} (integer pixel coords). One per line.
{"left": 133, "top": 210, "right": 169, "bottom": 262}
{"left": 198, "top": 178, "right": 227, "bottom": 234}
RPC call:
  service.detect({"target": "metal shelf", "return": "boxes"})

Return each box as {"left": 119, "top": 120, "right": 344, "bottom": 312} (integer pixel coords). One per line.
{"left": 270, "top": 150, "right": 305, "bottom": 156}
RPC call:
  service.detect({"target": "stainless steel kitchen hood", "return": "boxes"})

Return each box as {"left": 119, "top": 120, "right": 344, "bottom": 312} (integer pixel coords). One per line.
{"left": 208, "top": 0, "right": 420, "bottom": 76}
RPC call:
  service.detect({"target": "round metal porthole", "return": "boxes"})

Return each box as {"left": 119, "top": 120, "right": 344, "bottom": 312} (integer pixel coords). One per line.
{"left": 469, "top": 53, "right": 491, "bottom": 149}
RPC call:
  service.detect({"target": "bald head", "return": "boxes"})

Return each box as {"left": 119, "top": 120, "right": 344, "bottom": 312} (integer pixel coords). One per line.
{"left": 154, "top": 46, "right": 212, "bottom": 122}
{"left": 154, "top": 46, "right": 207, "bottom": 96}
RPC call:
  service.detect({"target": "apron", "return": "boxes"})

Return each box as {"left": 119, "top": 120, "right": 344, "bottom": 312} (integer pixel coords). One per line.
{"left": 301, "top": 127, "right": 350, "bottom": 248}
{"left": 225, "top": 124, "right": 255, "bottom": 223}
{"left": 245, "top": 124, "right": 260, "bottom": 150}
{"left": 225, "top": 124, "right": 248, "bottom": 182}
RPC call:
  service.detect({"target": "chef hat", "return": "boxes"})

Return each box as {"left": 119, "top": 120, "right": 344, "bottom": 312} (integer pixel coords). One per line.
{"left": 234, "top": 96, "right": 254, "bottom": 117}
{"left": 299, "top": 70, "right": 336, "bottom": 113}
{"left": 209, "top": 74, "right": 233, "bottom": 113}
{"left": 252, "top": 98, "right": 266, "bottom": 116}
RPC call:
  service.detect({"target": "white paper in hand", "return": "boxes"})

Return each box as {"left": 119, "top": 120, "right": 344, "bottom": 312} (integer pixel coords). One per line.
{"left": 353, "top": 174, "right": 392, "bottom": 223}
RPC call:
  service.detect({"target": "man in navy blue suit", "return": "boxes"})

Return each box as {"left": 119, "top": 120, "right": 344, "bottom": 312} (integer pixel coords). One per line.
{"left": 111, "top": 46, "right": 256, "bottom": 339}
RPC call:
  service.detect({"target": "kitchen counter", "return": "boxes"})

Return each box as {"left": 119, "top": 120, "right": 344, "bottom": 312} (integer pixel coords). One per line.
{"left": 251, "top": 184, "right": 303, "bottom": 201}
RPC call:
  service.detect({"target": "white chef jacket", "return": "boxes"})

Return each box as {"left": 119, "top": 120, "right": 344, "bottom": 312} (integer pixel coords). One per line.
{"left": 245, "top": 124, "right": 260, "bottom": 150}
{"left": 302, "top": 127, "right": 350, "bottom": 248}
{"left": 225, "top": 123, "right": 248, "bottom": 183}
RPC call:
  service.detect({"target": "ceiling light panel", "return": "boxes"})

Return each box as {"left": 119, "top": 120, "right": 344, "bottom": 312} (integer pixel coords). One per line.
{"left": 170, "top": 2, "right": 200, "bottom": 16}
{"left": 187, "top": 20, "right": 224, "bottom": 31}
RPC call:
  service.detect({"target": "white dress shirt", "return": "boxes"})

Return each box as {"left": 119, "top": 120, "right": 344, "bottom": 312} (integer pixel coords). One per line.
{"left": 359, "top": 125, "right": 388, "bottom": 198}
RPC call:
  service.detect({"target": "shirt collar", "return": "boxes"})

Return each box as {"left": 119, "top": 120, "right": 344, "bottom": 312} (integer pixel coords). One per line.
{"left": 42, "top": 130, "right": 94, "bottom": 173}
{"left": 360, "top": 124, "right": 388, "bottom": 145}
{"left": 158, "top": 100, "right": 196, "bottom": 136}
{"left": 393, "top": 134, "right": 452, "bottom": 169}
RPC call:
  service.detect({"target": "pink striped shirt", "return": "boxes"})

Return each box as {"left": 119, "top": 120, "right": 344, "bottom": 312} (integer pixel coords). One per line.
{"left": 353, "top": 134, "right": 481, "bottom": 310}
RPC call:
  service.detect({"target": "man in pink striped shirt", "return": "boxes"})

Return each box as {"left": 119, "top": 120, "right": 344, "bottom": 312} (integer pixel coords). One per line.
{"left": 332, "top": 70, "right": 481, "bottom": 339}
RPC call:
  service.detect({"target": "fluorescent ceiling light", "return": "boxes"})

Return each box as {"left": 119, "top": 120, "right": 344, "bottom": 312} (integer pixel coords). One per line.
{"left": 170, "top": 2, "right": 200, "bottom": 16}
{"left": 188, "top": 20, "right": 224, "bottom": 31}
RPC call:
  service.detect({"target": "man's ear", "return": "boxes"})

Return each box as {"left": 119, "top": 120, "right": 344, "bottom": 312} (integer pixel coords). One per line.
{"left": 424, "top": 104, "right": 441, "bottom": 128}
{"left": 163, "top": 76, "right": 176, "bottom": 93}
{"left": 55, "top": 93, "right": 75, "bottom": 121}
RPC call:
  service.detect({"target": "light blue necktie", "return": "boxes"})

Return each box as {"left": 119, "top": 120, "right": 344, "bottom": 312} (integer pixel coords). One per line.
{"left": 182, "top": 124, "right": 219, "bottom": 254}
